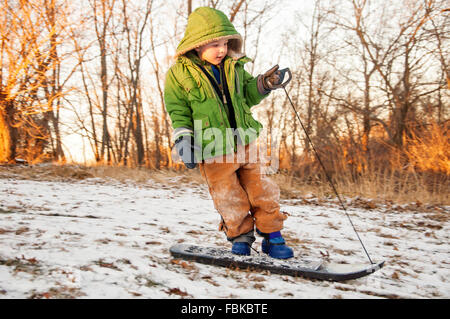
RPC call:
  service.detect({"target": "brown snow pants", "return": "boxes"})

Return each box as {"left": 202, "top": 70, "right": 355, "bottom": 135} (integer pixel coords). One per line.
{"left": 199, "top": 143, "right": 287, "bottom": 240}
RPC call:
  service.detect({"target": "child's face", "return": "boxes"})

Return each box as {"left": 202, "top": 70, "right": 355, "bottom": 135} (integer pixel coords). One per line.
{"left": 195, "top": 39, "right": 228, "bottom": 65}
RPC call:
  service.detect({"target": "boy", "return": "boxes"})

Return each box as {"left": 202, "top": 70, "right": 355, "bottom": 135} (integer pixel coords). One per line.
{"left": 164, "top": 7, "right": 293, "bottom": 259}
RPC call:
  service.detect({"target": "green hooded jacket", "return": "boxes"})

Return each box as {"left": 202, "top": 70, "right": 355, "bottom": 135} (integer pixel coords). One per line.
{"left": 164, "top": 7, "right": 268, "bottom": 160}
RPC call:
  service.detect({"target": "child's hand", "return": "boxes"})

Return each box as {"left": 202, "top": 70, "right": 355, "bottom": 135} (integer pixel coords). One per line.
{"left": 262, "top": 65, "right": 291, "bottom": 90}
{"left": 175, "top": 136, "right": 198, "bottom": 169}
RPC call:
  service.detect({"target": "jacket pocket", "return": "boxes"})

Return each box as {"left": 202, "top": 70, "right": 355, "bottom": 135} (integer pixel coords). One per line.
{"left": 181, "top": 77, "right": 206, "bottom": 103}
{"left": 194, "top": 115, "right": 211, "bottom": 142}
{"left": 241, "top": 102, "right": 263, "bottom": 132}
{"left": 241, "top": 102, "right": 255, "bottom": 127}
{"left": 199, "top": 115, "right": 211, "bottom": 129}
{"left": 194, "top": 115, "right": 227, "bottom": 159}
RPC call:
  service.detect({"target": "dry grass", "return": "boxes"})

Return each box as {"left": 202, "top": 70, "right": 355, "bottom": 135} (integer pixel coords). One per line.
{"left": 1, "top": 161, "right": 447, "bottom": 207}
{"left": 403, "top": 121, "right": 450, "bottom": 175}
{"left": 273, "top": 170, "right": 449, "bottom": 206}
{"left": 0, "top": 162, "right": 205, "bottom": 187}
{"left": 1, "top": 122, "right": 447, "bottom": 207}
{"left": 277, "top": 121, "right": 450, "bottom": 206}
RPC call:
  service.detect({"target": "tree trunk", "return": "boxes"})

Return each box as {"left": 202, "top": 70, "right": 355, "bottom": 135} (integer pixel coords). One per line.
{"left": 0, "top": 100, "right": 17, "bottom": 162}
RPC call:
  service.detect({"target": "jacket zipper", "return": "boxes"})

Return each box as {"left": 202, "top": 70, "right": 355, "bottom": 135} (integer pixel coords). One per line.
{"left": 193, "top": 64, "right": 228, "bottom": 127}
{"left": 194, "top": 61, "right": 238, "bottom": 152}
{"left": 226, "top": 60, "right": 243, "bottom": 149}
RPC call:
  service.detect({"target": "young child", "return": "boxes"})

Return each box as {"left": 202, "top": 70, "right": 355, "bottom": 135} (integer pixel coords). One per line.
{"left": 164, "top": 7, "right": 293, "bottom": 259}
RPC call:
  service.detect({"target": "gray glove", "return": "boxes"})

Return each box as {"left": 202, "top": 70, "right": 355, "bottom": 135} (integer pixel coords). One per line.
{"left": 175, "top": 136, "right": 199, "bottom": 169}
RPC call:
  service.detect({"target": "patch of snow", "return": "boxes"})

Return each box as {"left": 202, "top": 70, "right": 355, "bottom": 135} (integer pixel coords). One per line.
{"left": 0, "top": 177, "right": 448, "bottom": 299}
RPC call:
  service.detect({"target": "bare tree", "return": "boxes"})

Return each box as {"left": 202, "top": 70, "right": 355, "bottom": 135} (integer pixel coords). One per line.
{"left": 119, "top": 0, "right": 152, "bottom": 166}
{"left": 187, "top": 0, "right": 192, "bottom": 15}
{"left": 282, "top": 0, "right": 339, "bottom": 157}
{"left": 90, "top": 0, "right": 116, "bottom": 163}
{"left": 0, "top": 0, "right": 68, "bottom": 163}
{"left": 148, "top": 9, "right": 172, "bottom": 169}
{"left": 350, "top": 0, "right": 446, "bottom": 147}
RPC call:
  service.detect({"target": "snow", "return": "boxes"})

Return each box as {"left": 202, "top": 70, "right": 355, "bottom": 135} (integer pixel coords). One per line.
{"left": 0, "top": 172, "right": 448, "bottom": 299}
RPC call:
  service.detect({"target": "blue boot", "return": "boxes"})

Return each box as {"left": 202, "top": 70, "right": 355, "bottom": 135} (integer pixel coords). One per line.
{"left": 231, "top": 242, "right": 251, "bottom": 256}
{"left": 259, "top": 230, "right": 294, "bottom": 259}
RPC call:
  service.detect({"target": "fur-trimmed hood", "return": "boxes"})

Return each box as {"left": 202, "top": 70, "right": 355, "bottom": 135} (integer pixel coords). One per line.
{"left": 175, "top": 7, "right": 244, "bottom": 59}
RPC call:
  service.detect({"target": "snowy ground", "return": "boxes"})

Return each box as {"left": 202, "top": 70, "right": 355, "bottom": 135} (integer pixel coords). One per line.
{"left": 0, "top": 170, "right": 448, "bottom": 299}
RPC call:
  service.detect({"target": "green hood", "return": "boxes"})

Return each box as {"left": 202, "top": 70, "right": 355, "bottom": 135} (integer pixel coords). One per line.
{"left": 175, "top": 7, "right": 243, "bottom": 59}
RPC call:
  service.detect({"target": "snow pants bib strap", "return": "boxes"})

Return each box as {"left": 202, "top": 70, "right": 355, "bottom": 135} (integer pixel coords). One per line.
{"left": 199, "top": 143, "right": 287, "bottom": 240}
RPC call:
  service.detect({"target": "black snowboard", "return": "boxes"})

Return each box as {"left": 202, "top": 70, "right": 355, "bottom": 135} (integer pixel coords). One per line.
{"left": 169, "top": 244, "right": 384, "bottom": 282}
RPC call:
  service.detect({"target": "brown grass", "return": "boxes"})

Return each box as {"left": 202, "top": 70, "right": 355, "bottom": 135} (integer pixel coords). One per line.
{"left": 0, "top": 163, "right": 205, "bottom": 187}
{"left": 403, "top": 121, "right": 449, "bottom": 175}
{"left": 1, "top": 161, "right": 447, "bottom": 206}
{"left": 273, "top": 169, "right": 449, "bottom": 206}
{"left": 277, "top": 121, "right": 449, "bottom": 206}
{"left": 1, "top": 121, "right": 448, "bottom": 206}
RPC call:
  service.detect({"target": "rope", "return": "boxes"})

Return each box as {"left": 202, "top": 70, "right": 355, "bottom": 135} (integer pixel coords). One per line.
{"left": 283, "top": 87, "right": 374, "bottom": 265}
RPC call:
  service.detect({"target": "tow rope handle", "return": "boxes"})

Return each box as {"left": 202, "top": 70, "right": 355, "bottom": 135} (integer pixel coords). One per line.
{"left": 266, "top": 66, "right": 292, "bottom": 89}
{"left": 272, "top": 68, "right": 292, "bottom": 89}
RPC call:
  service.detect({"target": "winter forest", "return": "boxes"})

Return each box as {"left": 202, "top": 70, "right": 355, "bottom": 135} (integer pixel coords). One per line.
{"left": 0, "top": 0, "right": 449, "bottom": 300}
{"left": 0, "top": 0, "right": 448, "bottom": 203}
